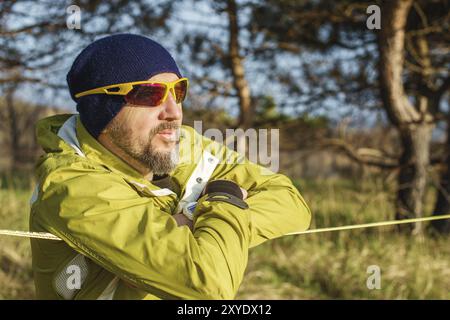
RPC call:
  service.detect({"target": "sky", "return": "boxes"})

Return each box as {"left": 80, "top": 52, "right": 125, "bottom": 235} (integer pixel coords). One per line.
{"left": 2, "top": 0, "right": 447, "bottom": 139}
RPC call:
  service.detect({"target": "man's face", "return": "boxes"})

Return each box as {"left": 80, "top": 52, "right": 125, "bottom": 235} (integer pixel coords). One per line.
{"left": 104, "top": 72, "right": 183, "bottom": 175}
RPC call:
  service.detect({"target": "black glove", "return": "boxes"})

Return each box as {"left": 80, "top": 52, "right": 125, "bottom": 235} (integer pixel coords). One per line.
{"left": 203, "top": 180, "right": 244, "bottom": 199}
{"left": 202, "top": 180, "right": 248, "bottom": 209}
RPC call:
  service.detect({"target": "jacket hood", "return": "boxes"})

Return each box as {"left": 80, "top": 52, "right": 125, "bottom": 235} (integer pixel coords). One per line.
{"left": 34, "top": 113, "right": 201, "bottom": 182}
{"left": 35, "top": 113, "right": 76, "bottom": 156}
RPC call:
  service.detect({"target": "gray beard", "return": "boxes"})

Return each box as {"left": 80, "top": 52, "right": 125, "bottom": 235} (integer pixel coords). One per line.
{"left": 108, "top": 121, "right": 180, "bottom": 175}
{"left": 132, "top": 141, "right": 179, "bottom": 175}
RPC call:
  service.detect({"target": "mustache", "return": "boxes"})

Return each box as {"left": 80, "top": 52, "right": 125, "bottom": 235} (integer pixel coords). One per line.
{"left": 149, "top": 122, "right": 181, "bottom": 138}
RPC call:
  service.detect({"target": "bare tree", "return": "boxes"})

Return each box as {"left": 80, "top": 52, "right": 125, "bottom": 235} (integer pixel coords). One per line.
{"left": 226, "top": 0, "right": 253, "bottom": 129}
{"left": 248, "top": 0, "right": 449, "bottom": 233}
{"left": 378, "top": 0, "right": 433, "bottom": 233}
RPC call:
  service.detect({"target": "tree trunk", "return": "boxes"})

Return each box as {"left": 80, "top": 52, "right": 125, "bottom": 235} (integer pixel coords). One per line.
{"left": 377, "top": 0, "right": 434, "bottom": 233}
{"left": 431, "top": 118, "right": 450, "bottom": 234}
{"left": 5, "top": 88, "right": 21, "bottom": 171}
{"left": 378, "top": 0, "right": 419, "bottom": 127}
{"left": 226, "top": 0, "right": 253, "bottom": 129}
{"left": 396, "top": 124, "right": 433, "bottom": 233}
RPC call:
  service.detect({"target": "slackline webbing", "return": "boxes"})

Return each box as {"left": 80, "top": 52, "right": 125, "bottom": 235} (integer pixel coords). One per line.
{"left": 285, "top": 214, "right": 450, "bottom": 236}
{"left": 1, "top": 214, "right": 449, "bottom": 241}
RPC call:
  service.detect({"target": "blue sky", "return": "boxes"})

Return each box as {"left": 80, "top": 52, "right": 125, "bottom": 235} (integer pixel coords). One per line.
{"left": 2, "top": 0, "right": 447, "bottom": 140}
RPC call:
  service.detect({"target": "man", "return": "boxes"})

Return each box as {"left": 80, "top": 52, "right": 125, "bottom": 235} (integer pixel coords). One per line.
{"left": 30, "top": 34, "right": 311, "bottom": 300}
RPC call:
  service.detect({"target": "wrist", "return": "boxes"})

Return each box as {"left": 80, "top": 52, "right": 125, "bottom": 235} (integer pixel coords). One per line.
{"left": 203, "top": 179, "right": 244, "bottom": 199}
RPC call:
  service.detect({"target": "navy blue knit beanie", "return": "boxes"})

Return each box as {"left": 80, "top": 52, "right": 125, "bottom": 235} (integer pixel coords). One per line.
{"left": 67, "top": 34, "right": 182, "bottom": 138}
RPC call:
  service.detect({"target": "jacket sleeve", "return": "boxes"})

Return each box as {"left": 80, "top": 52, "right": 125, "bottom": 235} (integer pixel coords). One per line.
{"left": 33, "top": 163, "right": 250, "bottom": 300}
{"left": 241, "top": 162, "right": 312, "bottom": 248}
{"left": 202, "top": 136, "right": 312, "bottom": 249}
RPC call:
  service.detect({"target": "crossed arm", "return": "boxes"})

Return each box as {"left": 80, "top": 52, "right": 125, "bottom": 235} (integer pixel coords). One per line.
{"left": 173, "top": 186, "right": 248, "bottom": 231}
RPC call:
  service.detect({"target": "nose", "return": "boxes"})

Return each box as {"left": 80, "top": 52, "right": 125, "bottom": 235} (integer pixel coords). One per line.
{"left": 158, "top": 90, "right": 182, "bottom": 121}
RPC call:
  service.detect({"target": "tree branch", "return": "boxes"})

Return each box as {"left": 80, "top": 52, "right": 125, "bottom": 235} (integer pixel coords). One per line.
{"left": 319, "top": 138, "right": 399, "bottom": 169}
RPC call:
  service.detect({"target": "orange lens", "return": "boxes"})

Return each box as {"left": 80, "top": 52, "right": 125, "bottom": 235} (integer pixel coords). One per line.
{"left": 125, "top": 83, "right": 167, "bottom": 106}
{"left": 124, "top": 79, "right": 188, "bottom": 107}
{"left": 174, "top": 79, "right": 188, "bottom": 103}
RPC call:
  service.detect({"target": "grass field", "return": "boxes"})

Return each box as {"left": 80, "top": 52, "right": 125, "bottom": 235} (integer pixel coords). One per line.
{"left": 1, "top": 173, "right": 449, "bottom": 299}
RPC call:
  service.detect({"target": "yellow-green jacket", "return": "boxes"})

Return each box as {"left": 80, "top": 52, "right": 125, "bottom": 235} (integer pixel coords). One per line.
{"left": 29, "top": 114, "right": 311, "bottom": 300}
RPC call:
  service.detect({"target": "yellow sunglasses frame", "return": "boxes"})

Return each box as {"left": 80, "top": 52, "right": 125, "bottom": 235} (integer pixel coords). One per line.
{"left": 74, "top": 77, "right": 189, "bottom": 104}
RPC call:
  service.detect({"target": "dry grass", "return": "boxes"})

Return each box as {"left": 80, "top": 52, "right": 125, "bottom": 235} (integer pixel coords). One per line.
{"left": 237, "top": 178, "right": 450, "bottom": 299}
{"left": 0, "top": 174, "right": 449, "bottom": 299}
{"left": 0, "top": 185, "right": 35, "bottom": 299}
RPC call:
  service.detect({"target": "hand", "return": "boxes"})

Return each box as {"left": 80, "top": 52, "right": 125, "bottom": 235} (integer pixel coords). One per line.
{"left": 173, "top": 212, "right": 193, "bottom": 231}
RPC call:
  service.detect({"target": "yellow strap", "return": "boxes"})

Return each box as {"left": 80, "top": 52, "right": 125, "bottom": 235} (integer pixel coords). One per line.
{"left": 1, "top": 214, "right": 449, "bottom": 241}
{"left": 286, "top": 213, "right": 450, "bottom": 236}
{"left": 0, "top": 229, "right": 62, "bottom": 240}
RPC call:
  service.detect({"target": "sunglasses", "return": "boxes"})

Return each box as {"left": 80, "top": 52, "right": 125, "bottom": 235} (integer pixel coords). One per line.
{"left": 74, "top": 77, "right": 189, "bottom": 107}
